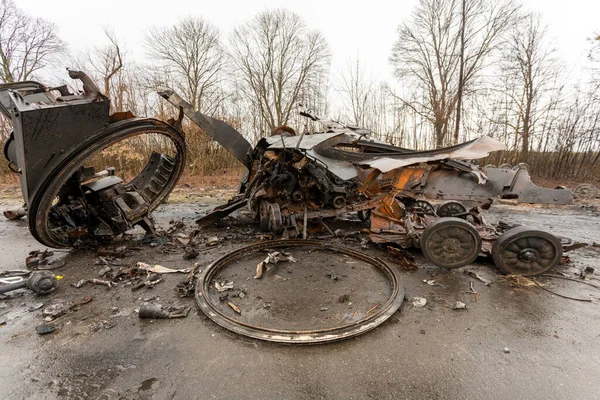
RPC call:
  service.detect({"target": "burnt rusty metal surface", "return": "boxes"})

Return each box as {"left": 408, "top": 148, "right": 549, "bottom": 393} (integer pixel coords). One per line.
{"left": 195, "top": 239, "right": 405, "bottom": 344}
{"left": 158, "top": 90, "right": 253, "bottom": 167}
{"left": 419, "top": 166, "right": 574, "bottom": 205}
{"left": 151, "top": 92, "right": 576, "bottom": 275}
{"left": 1, "top": 71, "right": 186, "bottom": 248}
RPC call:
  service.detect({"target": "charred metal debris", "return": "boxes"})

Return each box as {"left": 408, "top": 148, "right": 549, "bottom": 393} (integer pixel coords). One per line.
{"left": 1, "top": 71, "right": 185, "bottom": 248}
{"left": 0, "top": 74, "right": 584, "bottom": 277}
{"left": 155, "top": 90, "right": 578, "bottom": 276}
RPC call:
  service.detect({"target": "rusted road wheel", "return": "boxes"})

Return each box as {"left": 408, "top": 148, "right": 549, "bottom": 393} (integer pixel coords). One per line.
{"left": 492, "top": 226, "right": 562, "bottom": 276}
{"left": 436, "top": 200, "right": 467, "bottom": 219}
{"left": 413, "top": 200, "right": 436, "bottom": 216}
{"left": 573, "top": 183, "right": 599, "bottom": 200}
{"left": 513, "top": 162, "right": 529, "bottom": 171}
{"left": 259, "top": 201, "right": 283, "bottom": 234}
{"left": 420, "top": 217, "right": 482, "bottom": 269}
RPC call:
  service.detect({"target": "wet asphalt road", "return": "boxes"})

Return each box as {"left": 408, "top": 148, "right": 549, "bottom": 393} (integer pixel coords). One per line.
{"left": 1, "top": 200, "right": 599, "bottom": 400}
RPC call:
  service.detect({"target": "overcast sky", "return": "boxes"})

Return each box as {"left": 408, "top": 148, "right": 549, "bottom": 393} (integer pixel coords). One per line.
{"left": 17, "top": 0, "right": 600, "bottom": 85}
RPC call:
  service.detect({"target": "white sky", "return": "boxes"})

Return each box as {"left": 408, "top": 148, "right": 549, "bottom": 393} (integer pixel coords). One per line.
{"left": 16, "top": 0, "right": 600, "bottom": 86}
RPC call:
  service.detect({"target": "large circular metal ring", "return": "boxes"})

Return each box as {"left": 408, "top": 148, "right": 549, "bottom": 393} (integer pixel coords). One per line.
{"left": 195, "top": 240, "right": 405, "bottom": 344}
{"left": 27, "top": 119, "right": 185, "bottom": 248}
{"left": 492, "top": 226, "right": 562, "bottom": 276}
{"left": 420, "top": 217, "right": 482, "bottom": 269}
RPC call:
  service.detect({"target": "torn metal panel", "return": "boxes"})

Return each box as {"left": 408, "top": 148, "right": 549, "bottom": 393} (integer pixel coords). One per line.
{"left": 159, "top": 90, "right": 252, "bottom": 167}
{"left": 359, "top": 136, "right": 507, "bottom": 173}
{"left": 304, "top": 149, "right": 358, "bottom": 181}
{"left": 265, "top": 131, "right": 344, "bottom": 149}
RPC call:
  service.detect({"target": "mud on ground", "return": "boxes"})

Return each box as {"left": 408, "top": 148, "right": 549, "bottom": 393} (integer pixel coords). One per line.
{"left": 0, "top": 196, "right": 599, "bottom": 400}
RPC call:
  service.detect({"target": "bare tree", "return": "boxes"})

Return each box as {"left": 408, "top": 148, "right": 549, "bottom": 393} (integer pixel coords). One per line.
{"left": 72, "top": 27, "right": 125, "bottom": 111}
{"left": 0, "top": 0, "right": 65, "bottom": 83}
{"left": 390, "top": 0, "right": 518, "bottom": 147}
{"left": 229, "top": 9, "right": 330, "bottom": 132}
{"left": 145, "top": 17, "right": 225, "bottom": 114}
{"left": 490, "top": 13, "right": 561, "bottom": 163}
{"left": 337, "top": 56, "right": 374, "bottom": 128}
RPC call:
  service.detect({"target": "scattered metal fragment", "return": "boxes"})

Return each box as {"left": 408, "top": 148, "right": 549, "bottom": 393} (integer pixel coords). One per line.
{"left": 206, "top": 237, "right": 219, "bottom": 247}
{"left": 36, "top": 324, "right": 56, "bottom": 335}
{"left": 503, "top": 347, "right": 511, "bottom": 354}
{"left": 97, "top": 246, "right": 128, "bottom": 257}
{"left": 71, "top": 279, "right": 115, "bottom": 289}
{"left": 453, "top": 301, "right": 467, "bottom": 310}
{"left": 387, "top": 246, "right": 418, "bottom": 270}
{"left": 412, "top": 297, "right": 427, "bottom": 308}
{"left": 98, "top": 266, "right": 113, "bottom": 277}
{"left": 3, "top": 205, "right": 26, "bottom": 220}
{"left": 175, "top": 233, "right": 191, "bottom": 245}
{"left": 254, "top": 251, "right": 297, "bottom": 279}
{"left": 228, "top": 302, "right": 241, "bottom": 314}
{"left": 27, "top": 303, "right": 44, "bottom": 312}
{"left": 215, "top": 281, "right": 234, "bottom": 292}
{"left": 138, "top": 302, "right": 169, "bottom": 319}
{"left": 138, "top": 302, "right": 190, "bottom": 319}
{"left": 465, "top": 269, "right": 493, "bottom": 285}
{"left": 42, "top": 296, "right": 93, "bottom": 322}
{"left": 136, "top": 262, "right": 190, "bottom": 274}
{"left": 25, "top": 250, "right": 56, "bottom": 269}
{"left": 0, "top": 270, "right": 30, "bottom": 277}
{"left": 183, "top": 247, "right": 199, "bottom": 260}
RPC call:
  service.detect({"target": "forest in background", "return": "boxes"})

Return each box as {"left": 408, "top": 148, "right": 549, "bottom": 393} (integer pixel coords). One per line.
{"left": 0, "top": 0, "right": 598, "bottom": 184}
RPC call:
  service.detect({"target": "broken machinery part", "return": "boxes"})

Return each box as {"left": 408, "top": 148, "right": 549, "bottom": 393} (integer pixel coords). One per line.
{"left": 0, "top": 71, "right": 186, "bottom": 247}
{"left": 0, "top": 272, "right": 58, "bottom": 295}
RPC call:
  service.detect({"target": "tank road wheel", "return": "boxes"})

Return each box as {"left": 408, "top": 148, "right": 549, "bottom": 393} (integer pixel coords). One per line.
{"left": 259, "top": 201, "right": 270, "bottom": 232}
{"left": 513, "top": 162, "right": 529, "bottom": 171}
{"left": 499, "top": 163, "right": 512, "bottom": 169}
{"left": 259, "top": 201, "right": 283, "bottom": 234}
{"left": 573, "top": 183, "right": 599, "bottom": 200}
{"left": 436, "top": 200, "right": 467, "bottom": 219}
{"left": 554, "top": 186, "right": 568, "bottom": 190}
{"left": 484, "top": 164, "right": 496, "bottom": 169}
{"left": 420, "top": 217, "right": 482, "bottom": 269}
{"left": 492, "top": 226, "right": 562, "bottom": 276}
{"left": 268, "top": 203, "right": 284, "bottom": 234}
{"left": 413, "top": 200, "right": 436, "bottom": 216}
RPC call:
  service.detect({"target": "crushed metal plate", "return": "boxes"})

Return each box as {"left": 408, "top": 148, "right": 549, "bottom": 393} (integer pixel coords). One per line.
{"left": 195, "top": 240, "right": 405, "bottom": 344}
